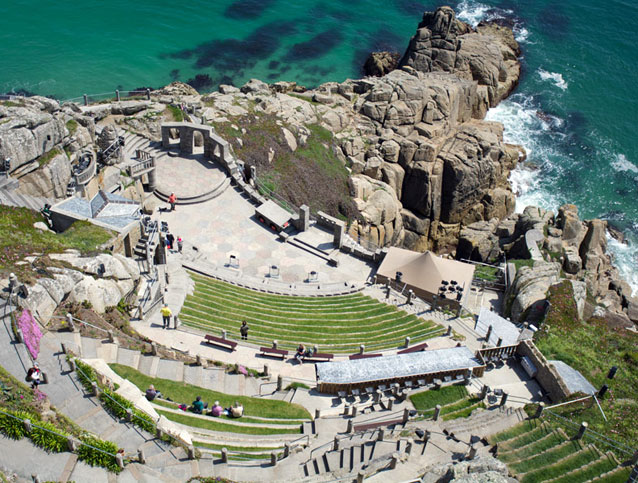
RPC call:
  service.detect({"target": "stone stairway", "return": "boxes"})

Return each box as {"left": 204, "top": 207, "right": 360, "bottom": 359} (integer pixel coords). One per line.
{"left": 440, "top": 406, "right": 527, "bottom": 440}
{"left": 0, "top": 302, "right": 195, "bottom": 482}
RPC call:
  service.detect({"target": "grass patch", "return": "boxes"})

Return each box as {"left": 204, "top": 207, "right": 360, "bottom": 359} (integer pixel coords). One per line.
{"left": 498, "top": 424, "right": 553, "bottom": 452}
{"left": 510, "top": 441, "right": 583, "bottom": 474}
{"left": 441, "top": 399, "right": 484, "bottom": 420}
{"left": 474, "top": 264, "right": 502, "bottom": 282}
{"left": 510, "top": 259, "right": 535, "bottom": 270}
{"left": 498, "top": 431, "right": 566, "bottom": 463}
{"left": 181, "top": 273, "right": 442, "bottom": 353}
{"left": 287, "top": 93, "right": 321, "bottom": 105}
{"left": 285, "top": 382, "right": 310, "bottom": 390}
{"left": 66, "top": 119, "right": 78, "bottom": 135}
{"left": 489, "top": 419, "right": 541, "bottom": 444}
{"left": 156, "top": 410, "right": 300, "bottom": 435}
{"left": 410, "top": 385, "right": 468, "bottom": 412}
{"left": 35, "top": 147, "right": 62, "bottom": 167}
{"left": 0, "top": 206, "right": 113, "bottom": 280}
{"left": 165, "top": 104, "right": 184, "bottom": 122}
{"left": 109, "top": 363, "right": 310, "bottom": 420}
{"left": 520, "top": 447, "right": 601, "bottom": 483}
{"left": 535, "top": 280, "right": 638, "bottom": 448}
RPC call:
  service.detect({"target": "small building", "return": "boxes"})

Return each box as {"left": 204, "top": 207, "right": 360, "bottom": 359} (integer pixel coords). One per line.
{"left": 50, "top": 190, "right": 142, "bottom": 256}
{"left": 316, "top": 346, "right": 485, "bottom": 394}
{"left": 376, "top": 248, "right": 475, "bottom": 309}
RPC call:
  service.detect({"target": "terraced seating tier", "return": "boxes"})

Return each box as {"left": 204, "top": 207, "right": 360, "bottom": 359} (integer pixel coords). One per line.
{"left": 180, "top": 273, "right": 443, "bottom": 353}
{"left": 498, "top": 431, "right": 567, "bottom": 463}
{"left": 519, "top": 445, "right": 601, "bottom": 483}
{"left": 544, "top": 453, "right": 619, "bottom": 483}
{"left": 497, "top": 423, "right": 553, "bottom": 452}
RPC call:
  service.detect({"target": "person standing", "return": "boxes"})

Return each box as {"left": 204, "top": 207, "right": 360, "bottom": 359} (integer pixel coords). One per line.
{"left": 177, "top": 236, "right": 183, "bottom": 253}
{"left": 168, "top": 193, "right": 176, "bottom": 211}
{"left": 240, "top": 320, "right": 249, "bottom": 340}
{"left": 160, "top": 304, "right": 172, "bottom": 329}
{"left": 166, "top": 233, "right": 175, "bottom": 251}
{"left": 26, "top": 363, "right": 41, "bottom": 389}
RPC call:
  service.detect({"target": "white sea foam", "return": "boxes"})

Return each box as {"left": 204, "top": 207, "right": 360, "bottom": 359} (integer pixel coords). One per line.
{"left": 610, "top": 153, "right": 638, "bottom": 173}
{"left": 456, "top": 0, "right": 490, "bottom": 27}
{"left": 607, "top": 234, "right": 638, "bottom": 296}
{"left": 538, "top": 69, "right": 568, "bottom": 90}
{"left": 514, "top": 27, "right": 530, "bottom": 43}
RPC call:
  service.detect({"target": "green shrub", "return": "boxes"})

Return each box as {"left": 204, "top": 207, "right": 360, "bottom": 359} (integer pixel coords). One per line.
{"left": 66, "top": 119, "right": 78, "bottom": 135}
{"left": 78, "top": 435, "right": 120, "bottom": 472}
{"left": 0, "top": 410, "right": 28, "bottom": 439}
{"left": 30, "top": 420, "right": 68, "bottom": 452}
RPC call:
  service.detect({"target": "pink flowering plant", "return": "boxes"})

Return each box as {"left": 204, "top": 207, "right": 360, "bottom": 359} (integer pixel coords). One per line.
{"left": 17, "top": 309, "right": 43, "bottom": 360}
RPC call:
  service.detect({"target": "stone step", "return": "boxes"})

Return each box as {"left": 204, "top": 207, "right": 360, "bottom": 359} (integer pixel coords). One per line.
{"left": 191, "top": 432, "right": 295, "bottom": 448}
{"left": 153, "top": 405, "right": 300, "bottom": 429}
{"left": 185, "top": 426, "right": 303, "bottom": 445}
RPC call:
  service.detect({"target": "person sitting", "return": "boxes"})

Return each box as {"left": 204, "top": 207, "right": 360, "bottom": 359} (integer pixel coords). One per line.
{"left": 229, "top": 401, "right": 244, "bottom": 418}
{"left": 191, "top": 396, "right": 208, "bottom": 414}
{"left": 295, "top": 344, "right": 305, "bottom": 364}
{"left": 209, "top": 401, "right": 223, "bottom": 417}
{"left": 26, "top": 363, "right": 41, "bottom": 389}
{"left": 145, "top": 384, "right": 161, "bottom": 401}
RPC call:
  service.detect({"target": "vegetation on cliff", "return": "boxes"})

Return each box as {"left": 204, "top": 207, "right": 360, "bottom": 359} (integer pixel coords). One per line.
{"left": 212, "top": 113, "right": 359, "bottom": 221}
{"left": 535, "top": 280, "right": 638, "bottom": 447}
{"left": 0, "top": 206, "right": 113, "bottom": 281}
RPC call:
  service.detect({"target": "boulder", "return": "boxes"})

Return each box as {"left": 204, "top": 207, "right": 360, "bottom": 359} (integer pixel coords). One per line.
{"left": 457, "top": 219, "right": 501, "bottom": 262}
{"left": 20, "top": 284, "right": 57, "bottom": 323}
{"left": 240, "top": 79, "right": 270, "bottom": 95}
{"left": 363, "top": 51, "right": 401, "bottom": 77}
{"left": 15, "top": 150, "right": 72, "bottom": 199}
{"left": 153, "top": 82, "right": 199, "bottom": 97}
{"left": 282, "top": 127, "right": 297, "bottom": 152}
{"left": 563, "top": 246, "right": 581, "bottom": 274}
{"left": 579, "top": 219, "right": 607, "bottom": 271}
{"left": 68, "top": 277, "right": 123, "bottom": 313}
{"left": 507, "top": 261, "right": 561, "bottom": 322}
{"left": 557, "top": 204, "right": 584, "bottom": 245}
{"left": 570, "top": 280, "right": 587, "bottom": 320}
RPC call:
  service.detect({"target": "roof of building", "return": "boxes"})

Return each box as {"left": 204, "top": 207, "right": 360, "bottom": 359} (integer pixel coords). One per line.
{"left": 53, "top": 190, "right": 140, "bottom": 232}
{"left": 376, "top": 248, "right": 475, "bottom": 299}
{"left": 316, "top": 346, "right": 482, "bottom": 385}
{"left": 475, "top": 307, "right": 522, "bottom": 347}
{"left": 550, "top": 360, "right": 596, "bottom": 395}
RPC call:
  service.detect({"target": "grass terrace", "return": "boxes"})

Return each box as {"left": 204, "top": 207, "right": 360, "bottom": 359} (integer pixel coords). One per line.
{"left": 410, "top": 384, "right": 485, "bottom": 420}
{"left": 489, "top": 419, "right": 628, "bottom": 482}
{"left": 179, "top": 272, "right": 444, "bottom": 353}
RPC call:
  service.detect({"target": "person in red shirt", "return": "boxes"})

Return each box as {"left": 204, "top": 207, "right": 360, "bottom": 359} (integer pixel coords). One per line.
{"left": 168, "top": 193, "right": 176, "bottom": 211}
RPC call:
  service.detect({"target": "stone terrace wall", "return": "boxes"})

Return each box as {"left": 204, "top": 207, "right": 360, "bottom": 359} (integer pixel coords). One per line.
{"left": 517, "top": 339, "right": 570, "bottom": 402}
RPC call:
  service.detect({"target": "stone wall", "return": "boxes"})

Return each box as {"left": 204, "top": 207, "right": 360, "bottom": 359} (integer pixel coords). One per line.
{"left": 516, "top": 339, "right": 570, "bottom": 402}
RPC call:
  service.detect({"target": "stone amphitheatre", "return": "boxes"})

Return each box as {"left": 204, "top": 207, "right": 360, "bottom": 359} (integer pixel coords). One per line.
{"left": 0, "top": 6, "right": 637, "bottom": 483}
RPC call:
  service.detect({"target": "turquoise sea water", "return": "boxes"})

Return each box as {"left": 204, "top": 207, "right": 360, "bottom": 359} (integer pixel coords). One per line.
{"left": 2, "top": 0, "right": 637, "bottom": 291}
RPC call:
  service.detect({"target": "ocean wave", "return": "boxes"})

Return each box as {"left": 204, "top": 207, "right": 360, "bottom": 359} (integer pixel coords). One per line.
{"left": 514, "top": 27, "right": 530, "bottom": 43}
{"left": 538, "top": 68, "right": 568, "bottom": 90}
{"left": 610, "top": 153, "right": 638, "bottom": 173}
{"left": 456, "top": 0, "right": 491, "bottom": 27}
{"left": 607, "top": 234, "right": 638, "bottom": 296}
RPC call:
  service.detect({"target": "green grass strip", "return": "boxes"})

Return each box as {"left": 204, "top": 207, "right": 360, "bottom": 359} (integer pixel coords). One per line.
{"left": 593, "top": 467, "right": 631, "bottom": 483}
{"left": 499, "top": 424, "right": 553, "bottom": 452}
{"left": 109, "top": 364, "right": 310, "bottom": 420}
{"left": 410, "top": 385, "right": 468, "bottom": 411}
{"left": 489, "top": 419, "right": 541, "bottom": 444}
{"left": 193, "top": 441, "right": 282, "bottom": 452}
{"left": 441, "top": 400, "right": 485, "bottom": 420}
{"left": 510, "top": 441, "right": 583, "bottom": 473}
{"left": 499, "top": 431, "right": 566, "bottom": 463}
{"left": 547, "top": 456, "right": 619, "bottom": 483}
{"left": 157, "top": 410, "right": 300, "bottom": 435}
{"left": 520, "top": 448, "right": 602, "bottom": 483}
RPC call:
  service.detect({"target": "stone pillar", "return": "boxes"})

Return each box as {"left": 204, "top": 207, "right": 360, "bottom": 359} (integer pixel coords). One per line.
{"left": 138, "top": 448, "right": 146, "bottom": 464}
{"left": 406, "top": 290, "right": 414, "bottom": 305}
{"left": 284, "top": 443, "right": 291, "bottom": 457}
{"left": 299, "top": 205, "right": 310, "bottom": 232}
{"left": 126, "top": 409, "right": 133, "bottom": 422}
{"left": 146, "top": 89, "right": 151, "bottom": 100}
{"left": 535, "top": 402, "right": 545, "bottom": 418}
{"left": 180, "top": 127, "right": 193, "bottom": 154}
{"left": 83, "top": 94, "right": 88, "bottom": 106}
{"left": 196, "top": 355, "right": 204, "bottom": 366}
{"left": 377, "top": 429, "right": 385, "bottom": 441}
{"left": 155, "top": 427, "right": 163, "bottom": 440}
{"left": 221, "top": 448, "right": 228, "bottom": 463}
{"left": 347, "top": 420, "right": 354, "bottom": 433}
{"left": 576, "top": 422, "right": 588, "bottom": 440}
{"left": 272, "top": 340, "right": 278, "bottom": 349}
{"left": 315, "top": 409, "right": 321, "bottom": 420}
{"left": 500, "top": 392, "right": 508, "bottom": 407}
{"left": 357, "top": 470, "right": 366, "bottom": 483}
{"left": 351, "top": 405, "right": 358, "bottom": 418}
{"left": 404, "top": 337, "right": 410, "bottom": 348}
{"left": 468, "top": 445, "right": 477, "bottom": 460}
{"left": 446, "top": 325, "right": 453, "bottom": 336}
{"left": 387, "top": 398, "right": 394, "bottom": 411}
{"left": 151, "top": 342, "right": 158, "bottom": 356}
{"left": 91, "top": 382, "right": 100, "bottom": 397}
{"left": 221, "top": 329, "right": 227, "bottom": 339}
{"left": 485, "top": 325, "right": 493, "bottom": 342}
{"left": 390, "top": 453, "right": 399, "bottom": 469}
{"left": 116, "top": 90, "right": 120, "bottom": 102}
{"left": 277, "top": 375, "right": 283, "bottom": 391}
{"left": 393, "top": 383, "right": 400, "bottom": 397}
{"left": 402, "top": 408, "right": 410, "bottom": 423}
{"left": 359, "top": 344, "right": 365, "bottom": 354}
{"left": 67, "top": 437, "right": 78, "bottom": 452}
{"left": 343, "top": 405, "right": 351, "bottom": 416}
{"left": 333, "top": 221, "right": 345, "bottom": 249}
{"left": 66, "top": 313, "right": 77, "bottom": 332}
{"left": 497, "top": 337, "right": 503, "bottom": 347}
{"left": 32, "top": 475, "right": 41, "bottom": 483}
{"left": 187, "top": 445, "right": 196, "bottom": 460}
{"left": 108, "top": 330, "right": 115, "bottom": 343}
{"left": 263, "top": 364, "right": 269, "bottom": 377}
{"left": 147, "top": 169, "right": 157, "bottom": 191}
{"left": 23, "top": 419, "right": 32, "bottom": 433}
{"left": 161, "top": 127, "right": 171, "bottom": 149}
{"left": 375, "top": 389, "right": 383, "bottom": 403}
{"left": 333, "top": 436, "right": 339, "bottom": 451}
{"left": 16, "top": 328, "right": 24, "bottom": 343}
{"left": 406, "top": 438, "right": 414, "bottom": 455}
{"left": 434, "top": 405, "right": 442, "bottom": 421}
{"left": 480, "top": 385, "right": 489, "bottom": 400}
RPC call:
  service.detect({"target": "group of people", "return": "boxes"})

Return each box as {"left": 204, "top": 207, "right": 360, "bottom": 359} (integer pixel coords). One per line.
{"left": 145, "top": 387, "right": 244, "bottom": 418}
{"left": 164, "top": 233, "right": 183, "bottom": 253}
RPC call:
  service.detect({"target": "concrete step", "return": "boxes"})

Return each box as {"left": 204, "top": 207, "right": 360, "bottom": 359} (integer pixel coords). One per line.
{"left": 154, "top": 177, "right": 230, "bottom": 205}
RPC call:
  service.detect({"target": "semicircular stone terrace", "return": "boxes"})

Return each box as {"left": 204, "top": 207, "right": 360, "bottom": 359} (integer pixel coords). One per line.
{"left": 179, "top": 271, "right": 444, "bottom": 353}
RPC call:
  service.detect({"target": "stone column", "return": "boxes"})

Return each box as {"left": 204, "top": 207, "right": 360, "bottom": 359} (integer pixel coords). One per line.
{"left": 221, "top": 448, "right": 228, "bottom": 463}
{"left": 91, "top": 382, "right": 100, "bottom": 397}
{"left": 468, "top": 445, "right": 477, "bottom": 460}
{"left": 116, "top": 90, "right": 120, "bottom": 102}
{"left": 377, "top": 429, "right": 385, "bottom": 441}
{"left": 277, "top": 375, "right": 283, "bottom": 391}
{"left": 66, "top": 313, "right": 77, "bottom": 332}
{"left": 115, "top": 453, "right": 124, "bottom": 469}
{"left": 356, "top": 470, "right": 365, "bottom": 483}
{"left": 299, "top": 205, "right": 310, "bottom": 232}
{"left": 404, "top": 337, "right": 410, "bottom": 348}
{"left": 433, "top": 405, "right": 442, "bottom": 421}
{"left": 23, "top": 419, "right": 32, "bottom": 433}
{"left": 480, "top": 385, "right": 489, "bottom": 400}
{"left": 576, "top": 422, "right": 588, "bottom": 440}
{"left": 347, "top": 420, "right": 354, "bottom": 433}
{"left": 500, "top": 392, "right": 508, "bottom": 407}
{"left": 147, "top": 168, "right": 157, "bottom": 191}
{"left": 359, "top": 344, "right": 365, "bottom": 354}
{"left": 402, "top": 408, "right": 410, "bottom": 423}
{"left": 406, "top": 438, "right": 414, "bottom": 455}
{"left": 284, "top": 443, "right": 291, "bottom": 457}
{"left": 390, "top": 453, "right": 399, "bottom": 469}
{"left": 180, "top": 127, "right": 192, "bottom": 154}
{"left": 333, "top": 221, "right": 345, "bottom": 249}
{"left": 161, "top": 127, "right": 171, "bottom": 149}
{"left": 187, "top": 446, "right": 196, "bottom": 460}
{"left": 535, "top": 402, "right": 545, "bottom": 418}
{"left": 138, "top": 448, "right": 146, "bottom": 464}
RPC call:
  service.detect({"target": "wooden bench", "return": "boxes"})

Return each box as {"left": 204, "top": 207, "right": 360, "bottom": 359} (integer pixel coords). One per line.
{"left": 354, "top": 418, "right": 403, "bottom": 432}
{"left": 204, "top": 334, "right": 237, "bottom": 351}
{"left": 349, "top": 353, "right": 382, "bottom": 360}
{"left": 302, "top": 352, "right": 334, "bottom": 363}
{"left": 259, "top": 347, "right": 289, "bottom": 360}
{"left": 397, "top": 342, "right": 429, "bottom": 355}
